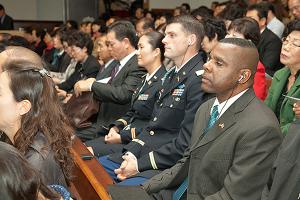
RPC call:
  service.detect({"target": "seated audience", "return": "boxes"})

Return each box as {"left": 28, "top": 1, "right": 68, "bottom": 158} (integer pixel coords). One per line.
{"left": 201, "top": 18, "right": 227, "bottom": 60}
{"left": 264, "top": 1, "right": 285, "bottom": 38}
{"left": 94, "top": 32, "right": 118, "bottom": 79}
{"left": 139, "top": 38, "right": 282, "bottom": 200}
{"left": 191, "top": 6, "right": 213, "bottom": 21}
{"left": 246, "top": 3, "right": 283, "bottom": 76}
{"left": 0, "top": 46, "right": 74, "bottom": 186}
{"left": 8, "top": 35, "right": 31, "bottom": 49}
{"left": 57, "top": 31, "right": 100, "bottom": 94}
{"left": 46, "top": 28, "right": 71, "bottom": 73}
{"left": 226, "top": 17, "right": 267, "bottom": 100}
{"left": 289, "top": 0, "right": 300, "bottom": 20}
{"left": 135, "top": 17, "right": 155, "bottom": 38}
{"left": 50, "top": 30, "right": 78, "bottom": 85}
{"left": 23, "top": 26, "right": 36, "bottom": 49}
{"left": 85, "top": 31, "right": 167, "bottom": 157}
{"left": 74, "top": 20, "right": 146, "bottom": 141}
{"left": 98, "top": 15, "right": 208, "bottom": 186}
{"left": 265, "top": 20, "right": 300, "bottom": 134}
{"left": 0, "top": 141, "right": 61, "bottom": 200}
{"left": 34, "top": 29, "right": 47, "bottom": 56}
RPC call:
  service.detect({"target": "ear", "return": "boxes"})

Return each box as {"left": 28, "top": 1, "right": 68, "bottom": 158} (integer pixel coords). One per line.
{"left": 238, "top": 69, "right": 252, "bottom": 84}
{"left": 153, "top": 48, "right": 161, "bottom": 58}
{"left": 83, "top": 47, "right": 87, "bottom": 54}
{"left": 122, "top": 38, "right": 131, "bottom": 49}
{"left": 259, "top": 17, "right": 267, "bottom": 27}
{"left": 188, "top": 34, "right": 197, "bottom": 46}
{"left": 17, "top": 100, "right": 31, "bottom": 116}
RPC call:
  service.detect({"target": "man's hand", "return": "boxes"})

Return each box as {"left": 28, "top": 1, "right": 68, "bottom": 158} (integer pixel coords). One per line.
{"left": 56, "top": 86, "right": 67, "bottom": 98}
{"left": 114, "top": 153, "right": 139, "bottom": 180}
{"left": 293, "top": 103, "right": 300, "bottom": 118}
{"left": 74, "top": 78, "right": 96, "bottom": 97}
{"left": 105, "top": 127, "right": 121, "bottom": 144}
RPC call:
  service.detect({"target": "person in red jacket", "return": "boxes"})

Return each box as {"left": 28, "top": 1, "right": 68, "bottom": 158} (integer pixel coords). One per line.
{"left": 226, "top": 17, "right": 267, "bottom": 100}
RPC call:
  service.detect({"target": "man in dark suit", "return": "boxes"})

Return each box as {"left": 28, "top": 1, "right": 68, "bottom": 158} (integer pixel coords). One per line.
{"left": 99, "top": 15, "right": 209, "bottom": 185}
{"left": 74, "top": 20, "right": 146, "bottom": 141}
{"left": 138, "top": 38, "right": 282, "bottom": 199}
{"left": 246, "top": 3, "right": 283, "bottom": 76}
{"left": 0, "top": 4, "right": 13, "bottom": 30}
{"left": 262, "top": 118, "right": 300, "bottom": 200}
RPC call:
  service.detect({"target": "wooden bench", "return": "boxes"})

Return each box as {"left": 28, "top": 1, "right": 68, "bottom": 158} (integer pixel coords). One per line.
{"left": 69, "top": 136, "right": 114, "bottom": 200}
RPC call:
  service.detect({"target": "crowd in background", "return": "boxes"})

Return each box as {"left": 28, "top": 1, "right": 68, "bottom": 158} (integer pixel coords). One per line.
{"left": 1, "top": 0, "right": 300, "bottom": 199}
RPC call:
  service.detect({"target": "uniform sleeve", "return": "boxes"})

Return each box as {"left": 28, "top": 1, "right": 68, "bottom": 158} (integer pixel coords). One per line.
{"left": 137, "top": 76, "right": 208, "bottom": 171}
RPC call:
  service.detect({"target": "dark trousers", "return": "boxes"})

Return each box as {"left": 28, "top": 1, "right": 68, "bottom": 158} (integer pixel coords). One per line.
{"left": 99, "top": 156, "right": 148, "bottom": 185}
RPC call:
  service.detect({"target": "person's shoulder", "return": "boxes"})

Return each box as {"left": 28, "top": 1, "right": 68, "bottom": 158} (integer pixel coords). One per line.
{"left": 273, "top": 66, "right": 290, "bottom": 80}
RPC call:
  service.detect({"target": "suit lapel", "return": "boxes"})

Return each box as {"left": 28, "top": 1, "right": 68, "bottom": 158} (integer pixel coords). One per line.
{"left": 112, "top": 55, "right": 137, "bottom": 84}
{"left": 192, "top": 89, "right": 256, "bottom": 150}
{"left": 160, "top": 53, "right": 203, "bottom": 100}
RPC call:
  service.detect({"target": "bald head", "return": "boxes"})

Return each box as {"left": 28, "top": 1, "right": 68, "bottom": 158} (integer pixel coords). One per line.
{"left": 0, "top": 46, "right": 43, "bottom": 72}
{"left": 219, "top": 38, "right": 259, "bottom": 79}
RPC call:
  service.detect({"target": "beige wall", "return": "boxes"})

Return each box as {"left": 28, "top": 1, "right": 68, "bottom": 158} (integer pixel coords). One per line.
{"left": 1, "top": 0, "right": 63, "bottom": 20}
{"left": 149, "top": 0, "right": 228, "bottom": 9}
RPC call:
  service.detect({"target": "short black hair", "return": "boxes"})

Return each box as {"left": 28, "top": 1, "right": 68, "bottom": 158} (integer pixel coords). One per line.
{"left": 202, "top": 18, "right": 227, "bottom": 41}
{"left": 181, "top": 3, "right": 191, "bottom": 12}
{"left": 8, "top": 36, "right": 31, "bottom": 49}
{"left": 247, "top": 3, "right": 268, "bottom": 19}
{"left": 191, "top": 6, "right": 213, "bottom": 20}
{"left": 219, "top": 3, "right": 247, "bottom": 21}
{"left": 136, "top": 17, "right": 155, "bottom": 31}
{"left": 220, "top": 37, "right": 257, "bottom": 49}
{"left": 0, "top": 4, "right": 4, "bottom": 11}
{"left": 285, "top": 19, "right": 300, "bottom": 36}
{"left": 108, "top": 20, "right": 138, "bottom": 48}
{"left": 228, "top": 17, "right": 260, "bottom": 46}
{"left": 167, "top": 15, "right": 205, "bottom": 50}
{"left": 69, "top": 31, "right": 94, "bottom": 55}
{"left": 260, "top": 1, "right": 276, "bottom": 15}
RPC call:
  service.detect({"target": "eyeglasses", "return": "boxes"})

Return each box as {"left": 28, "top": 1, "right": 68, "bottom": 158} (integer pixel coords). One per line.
{"left": 290, "top": 4, "right": 300, "bottom": 12}
{"left": 282, "top": 37, "right": 300, "bottom": 48}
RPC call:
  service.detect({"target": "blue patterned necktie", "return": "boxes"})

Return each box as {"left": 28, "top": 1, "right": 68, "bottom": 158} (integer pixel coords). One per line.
{"left": 206, "top": 105, "right": 219, "bottom": 129}
{"left": 172, "top": 105, "right": 219, "bottom": 200}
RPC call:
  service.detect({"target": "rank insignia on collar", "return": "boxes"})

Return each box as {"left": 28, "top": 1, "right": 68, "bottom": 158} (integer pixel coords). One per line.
{"left": 219, "top": 123, "right": 224, "bottom": 129}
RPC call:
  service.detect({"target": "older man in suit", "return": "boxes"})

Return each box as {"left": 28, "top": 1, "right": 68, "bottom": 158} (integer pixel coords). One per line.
{"left": 74, "top": 20, "right": 146, "bottom": 141}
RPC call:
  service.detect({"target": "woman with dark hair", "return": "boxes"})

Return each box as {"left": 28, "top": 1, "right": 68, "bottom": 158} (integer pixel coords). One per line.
{"left": 0, "top": 47, "right": 74, "bottom": 186}
{"left": 85, "top": 31, "right": 166, "bottom": 157}
{"left": 265, "top": 20, "right": 300, "bottom": 134}
{"left": 201, "top": 18, "right": 227, "bottom": 54}
{"left": 226, "top": 17, "right": 267, "bottom": 100}
{"left": 0, "top": 141, "right": 61, "bottom": 200}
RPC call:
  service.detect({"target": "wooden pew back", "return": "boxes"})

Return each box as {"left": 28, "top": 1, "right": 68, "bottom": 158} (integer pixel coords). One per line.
{"left": 70, "top": 137, "right": 114, "bottom": 200}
